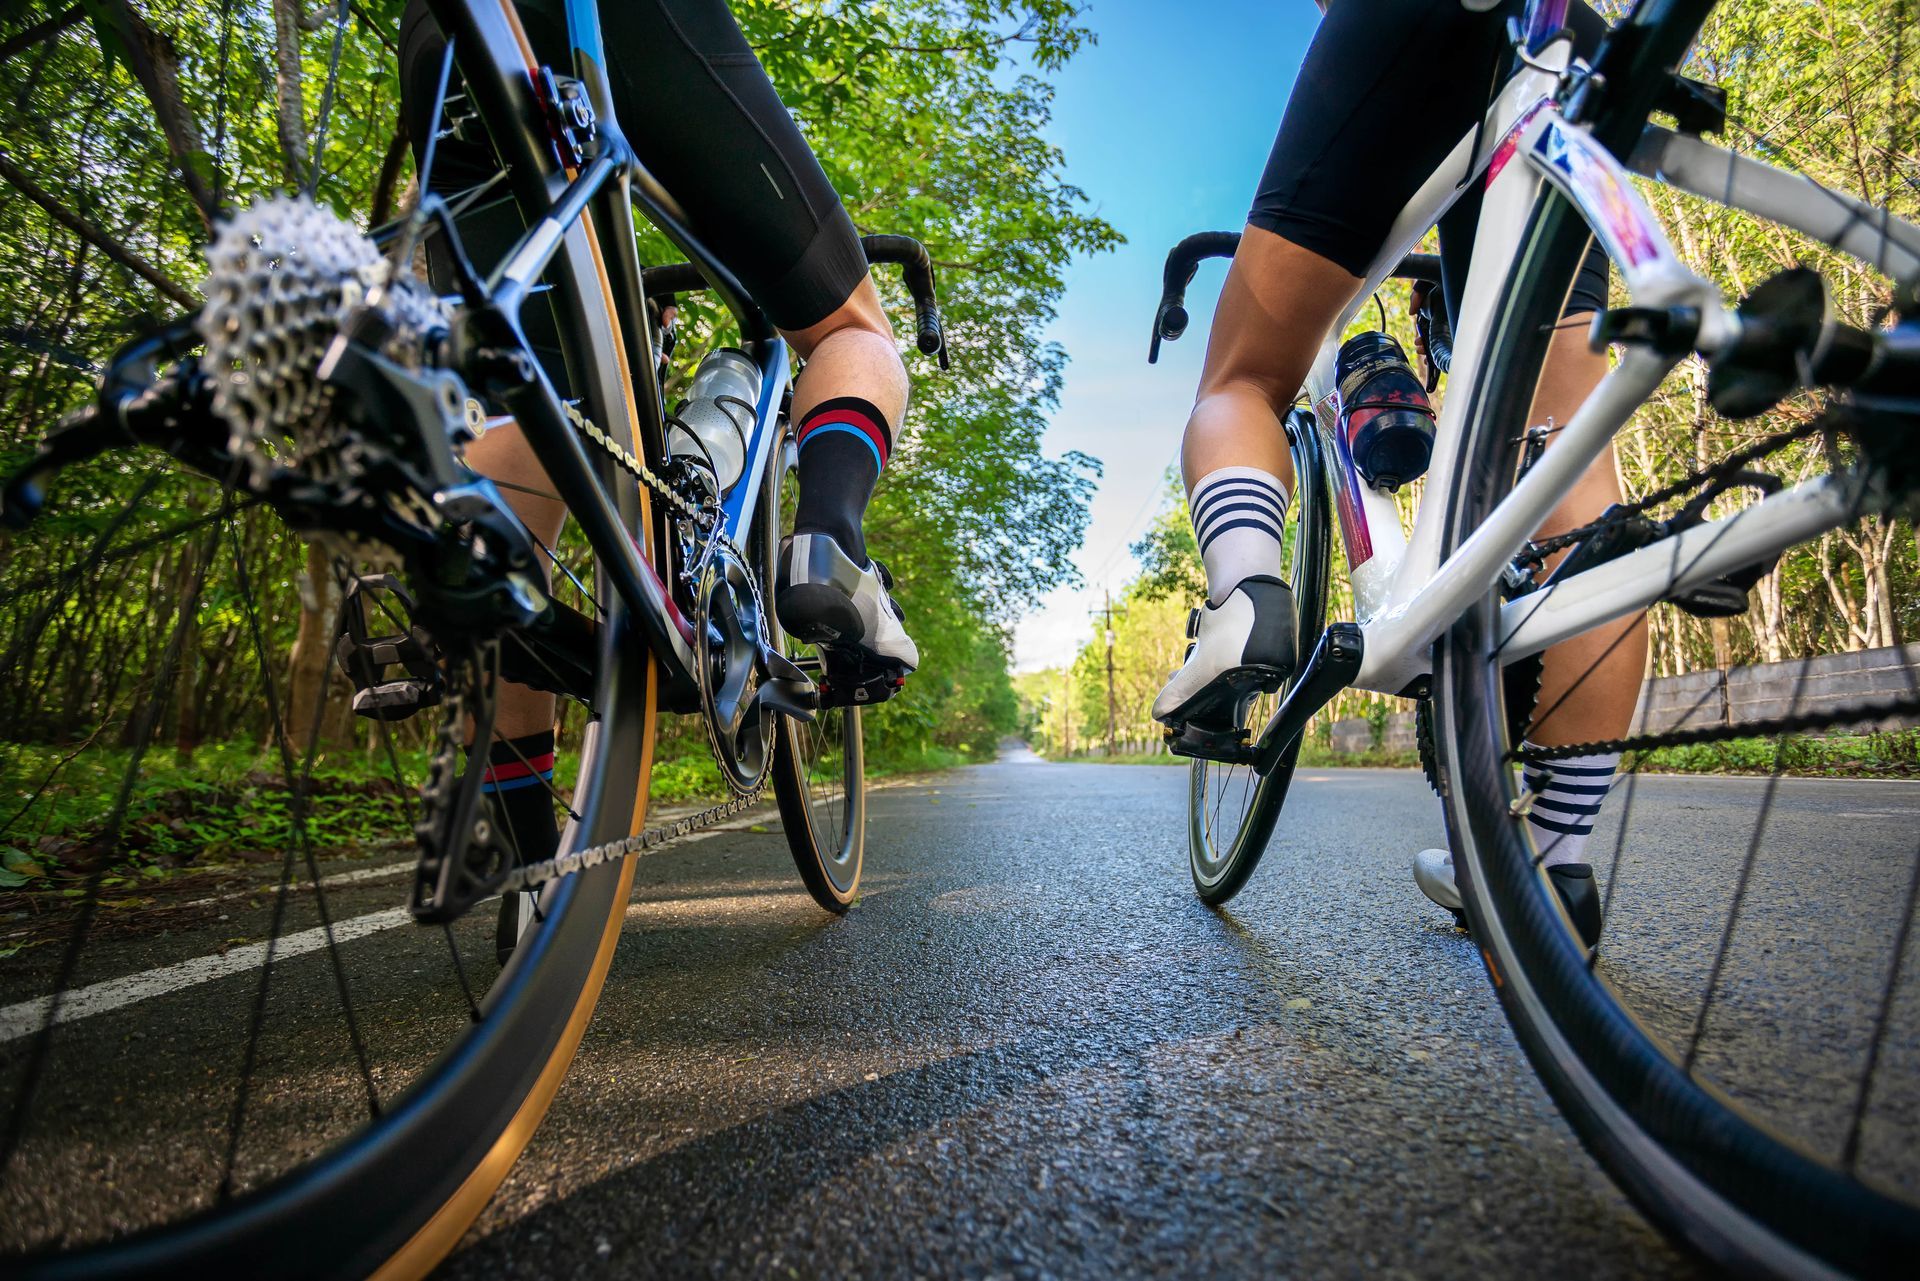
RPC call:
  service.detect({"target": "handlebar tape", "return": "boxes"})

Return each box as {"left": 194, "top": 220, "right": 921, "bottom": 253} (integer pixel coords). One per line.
{"left": 861, "top": 234, "right": 948, "bottom": 368}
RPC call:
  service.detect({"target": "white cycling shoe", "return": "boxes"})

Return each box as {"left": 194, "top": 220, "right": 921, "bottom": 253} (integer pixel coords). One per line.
{"left": 1413, "top": 848, "right": 1464, "bottom": 913}
{"left": 1152, "top": 575, "right": 1297, "bottom": 732}
{"left": 775, "top": 532, "right": 919, "bottom": 672}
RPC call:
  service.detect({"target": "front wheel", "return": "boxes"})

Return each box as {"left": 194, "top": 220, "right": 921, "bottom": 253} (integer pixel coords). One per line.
{"left": 1187, "top": 408, "right": 1333, "bottom": 905}
{"left": 758, "top": 426, "right": 866, "bottom": 910}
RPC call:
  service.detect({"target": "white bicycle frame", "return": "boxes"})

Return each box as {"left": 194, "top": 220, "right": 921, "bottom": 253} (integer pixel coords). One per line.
{"left": 1302, "top": 31, "right": 1920, "bottom": 697}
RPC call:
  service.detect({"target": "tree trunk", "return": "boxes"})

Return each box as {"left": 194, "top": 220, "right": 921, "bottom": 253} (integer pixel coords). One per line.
{"left": 102, "top": 0, "right": 217, "bottom": 230}
{"left": 284, "top": 542, "right": 345, "bottom": 752}
{"left": 270, "top": 0, "right": 311, "bottom": 187}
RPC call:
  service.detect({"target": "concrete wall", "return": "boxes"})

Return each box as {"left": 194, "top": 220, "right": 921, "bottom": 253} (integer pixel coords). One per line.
{"left": 1321, "top": 643, "right": 1920, "bottom": 755}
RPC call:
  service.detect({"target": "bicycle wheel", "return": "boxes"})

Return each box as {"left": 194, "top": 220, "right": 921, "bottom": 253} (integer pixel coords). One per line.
{"left": 1432, "top": 14, "right": 1920, "bottom": 1274}
{"left": 759, "top": 422, "right": 867, "bottom": 911}
{"left": 1187, "top": 407, "right": 1333, "bottom": 905}
{"left": 0, "top": 2, "right": 657, "bottom": 1275}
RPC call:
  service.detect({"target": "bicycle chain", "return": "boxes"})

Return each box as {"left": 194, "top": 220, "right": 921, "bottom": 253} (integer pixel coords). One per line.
{"left": 560, "top": 399, "right": 708, "bottom": 527}
{"left": 1514, "top": 693, "right": 1920, "bottom": 765}
{"left": 507, "top": 400, "right": 769, "bottom": 886}
{"left": 499, "top": 783, "right": 767, "bottom": 893}
{"left": 1513, "top": 413, "right": 1833, "bottom": 568}
{"left": 413, "top": 394, "right": 756, "bottom": 897}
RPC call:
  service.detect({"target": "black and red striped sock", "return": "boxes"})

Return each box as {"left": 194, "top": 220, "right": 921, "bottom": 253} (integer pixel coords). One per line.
{"left": 477, "top": 730, "right": 559, "bottom": 866}
{"left": 793, "top": 396, "right": 892, "bottom": 564}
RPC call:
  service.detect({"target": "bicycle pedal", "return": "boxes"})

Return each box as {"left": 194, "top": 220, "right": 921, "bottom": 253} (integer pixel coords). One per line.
{"left": 816, "top": 650, "right": 909, "bottom": 708}
{"left": 334, "top": 574, "right": 444, "bottom": 721}
{"left": 1164, "top": 721, "right": 1254, "bottom": 765}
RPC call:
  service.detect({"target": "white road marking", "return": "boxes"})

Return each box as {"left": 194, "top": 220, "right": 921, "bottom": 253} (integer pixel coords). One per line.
{"left": 0, "top": 800, "right": 791, "bottom": 1041}
{"left": 0, "top": 907, "right": 410, "bottom": 1045}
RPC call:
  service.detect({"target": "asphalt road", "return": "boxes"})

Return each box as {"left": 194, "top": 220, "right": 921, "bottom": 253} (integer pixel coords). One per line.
{"left": 9, "top": 752, "right": 1920, "bottom": 1278}
{"left": 448, "top": 753, "right": 1693, "bottom": 1280}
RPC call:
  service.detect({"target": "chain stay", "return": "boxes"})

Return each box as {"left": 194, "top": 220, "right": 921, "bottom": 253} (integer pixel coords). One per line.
{"left": 500, "top": 784, "right": 767, "bottom": 893}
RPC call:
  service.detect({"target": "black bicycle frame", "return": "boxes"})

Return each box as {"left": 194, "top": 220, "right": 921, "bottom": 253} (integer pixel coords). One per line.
{"left": 424, "top": 0, "right": 792, "bottom": 714}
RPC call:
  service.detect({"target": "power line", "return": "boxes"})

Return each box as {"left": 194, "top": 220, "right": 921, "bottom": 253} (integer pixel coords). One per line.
{"left": 1082, "top": 444, "right": 1182, "bottom": 589}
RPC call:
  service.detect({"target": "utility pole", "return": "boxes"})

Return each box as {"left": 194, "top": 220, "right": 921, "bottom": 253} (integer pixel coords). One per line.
{"left": 1091, "top": 590, "right": 1127, "bottom": 756}
{"left": 1060, "top": 668, "right": 1071, "bottom": 757}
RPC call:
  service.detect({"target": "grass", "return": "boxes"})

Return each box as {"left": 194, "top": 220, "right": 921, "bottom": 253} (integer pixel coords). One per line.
{"left": 1046, "top": 728, "right": 1920, "bottom": 779}
{"left": 1, "top": 727, "right": 977, "bottom": 896}
{"left": 1629, "top": 729, "right": 1920, "bottom": 778}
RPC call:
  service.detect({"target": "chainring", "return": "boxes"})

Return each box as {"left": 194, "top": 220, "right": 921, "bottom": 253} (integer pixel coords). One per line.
{"left": 695, "top": 543, "right": 776, "bottom": 795}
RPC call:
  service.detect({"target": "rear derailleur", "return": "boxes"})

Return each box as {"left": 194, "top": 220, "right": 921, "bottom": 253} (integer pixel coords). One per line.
{"left": 1534, "top": 470, "right": 1785, "bottom": 620}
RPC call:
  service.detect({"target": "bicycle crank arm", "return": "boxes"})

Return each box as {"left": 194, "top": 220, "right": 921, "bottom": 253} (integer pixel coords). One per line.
{"left": 757, "top": 647, "right": 818, "bottom": 722}
{"left": 1251, "top": 623, "right": 1365, "bottom": 775}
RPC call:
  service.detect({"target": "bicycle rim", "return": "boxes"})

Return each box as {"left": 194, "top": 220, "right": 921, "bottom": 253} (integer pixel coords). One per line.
{"left": 1187, "top": 408, "right": 1333, "bottom": 906}
{"left": 761, "top": 427, "right": 866, "bottom": 910}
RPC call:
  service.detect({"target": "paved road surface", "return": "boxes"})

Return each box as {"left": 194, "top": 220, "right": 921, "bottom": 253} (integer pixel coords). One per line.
{"left": 451, "top": 755, "right": 1703, "bottom": 1279}
{"left": 11, "top": 752, "right": 1920, "bottom": 1277}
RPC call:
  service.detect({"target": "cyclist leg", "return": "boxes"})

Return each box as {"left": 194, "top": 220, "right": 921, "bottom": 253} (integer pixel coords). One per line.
{"left": 580, "top": 0, "right": 917, "bottom": 672}
{"left": 1155, "top": 0, "right": 1535, "bottom": 733}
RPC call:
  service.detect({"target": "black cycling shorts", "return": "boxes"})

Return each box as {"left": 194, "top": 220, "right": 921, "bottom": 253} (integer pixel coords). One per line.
{"left": 399, "top": 0, "right": 870, "bottom": 335}
{"left": 1250, "top": 0, "right": 1611, "bottom": 324}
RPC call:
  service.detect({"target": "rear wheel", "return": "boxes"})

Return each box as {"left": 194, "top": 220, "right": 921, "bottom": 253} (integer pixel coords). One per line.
{"left": 1433, "top": 101, "right": 1920, "bottom": 1281}
{"left": 1188, "top": 408, "right": 1333, "bottom": 905}
{"left": 760, "top": 424, "right": 866, "bottom": 911}
{"left": 0, "top": 2, "right": 657, "bottom": 1274}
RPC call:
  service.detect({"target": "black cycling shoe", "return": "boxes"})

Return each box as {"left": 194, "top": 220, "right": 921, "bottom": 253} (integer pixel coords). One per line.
{"left": 1547, "top": 863, "right": 1604, "bottom": 949}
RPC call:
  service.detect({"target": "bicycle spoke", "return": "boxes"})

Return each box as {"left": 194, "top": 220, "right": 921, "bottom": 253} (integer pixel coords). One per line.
{"left": 0, "top": 495, "right": 259, "bottom": 611}
{"left": 1682, "top": 653, "right": 1816, "bottom": 1075}
{"left": 1595, "top": 761, "right": 1641, "bottom": 961}
{"left": 223, "top": 525, "right": 380, "bottom": 1156}
{"left": 0, "top": 506, "right": 226, "bottom": 1183}
{"left": 1846, "top": 846, "right": 1920, "bottom": 1171}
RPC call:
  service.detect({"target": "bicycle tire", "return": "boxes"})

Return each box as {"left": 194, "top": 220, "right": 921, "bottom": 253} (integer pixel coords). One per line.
{"left": 1431, "top": 56, "right": 1920, "bottom": 1280}
{"left": 6, "top": 2, "right": 658, "bottom": 1275}
{"left": 759, "top": 423, "right": 867, "bottom": 911}
{"left": 1186, "top": 406, "right": 1333, "bottom": 905}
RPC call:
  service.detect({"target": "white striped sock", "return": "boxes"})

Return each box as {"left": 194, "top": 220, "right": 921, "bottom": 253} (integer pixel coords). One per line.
{"left": 1520, "top": 744, "right": 1621, "bottom": 867}
{"left": 1190, "top": 466, "right": 1290, "bottom": 606}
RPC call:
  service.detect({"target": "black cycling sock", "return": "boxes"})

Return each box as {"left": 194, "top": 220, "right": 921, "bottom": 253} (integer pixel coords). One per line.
{"left": 476, "top": 729, "right": 560, "bottom": 867}
{"left": 793, "top": 396, "right": 892, "bottom": 565}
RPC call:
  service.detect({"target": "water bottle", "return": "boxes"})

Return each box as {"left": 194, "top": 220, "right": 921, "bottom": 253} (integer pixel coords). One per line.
{"left": 1335, "top": 331, "right": 1437, "bottom": 491}
{"left": 666, "top": 348, "right": 761, "bottom": 494}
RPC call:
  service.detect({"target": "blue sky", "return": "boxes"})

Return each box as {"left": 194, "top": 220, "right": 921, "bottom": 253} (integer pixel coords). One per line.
{"left": 1010, "top": 0, "right": 1318, "bottom": 670}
